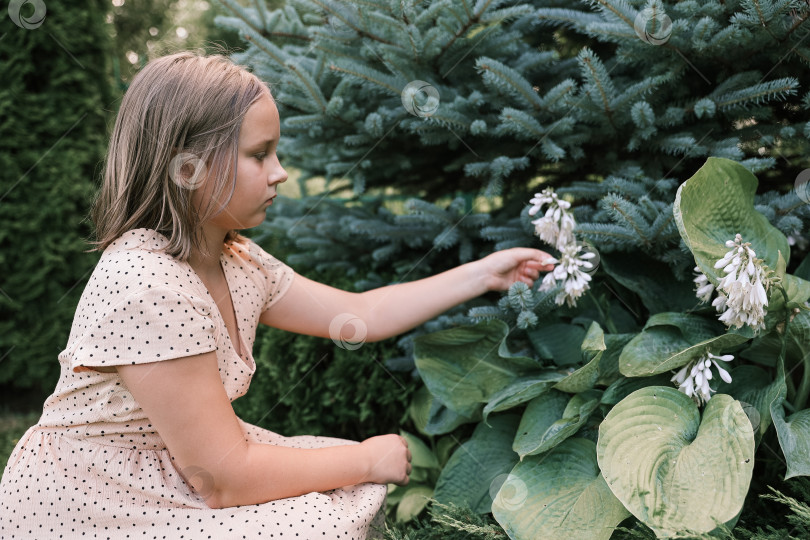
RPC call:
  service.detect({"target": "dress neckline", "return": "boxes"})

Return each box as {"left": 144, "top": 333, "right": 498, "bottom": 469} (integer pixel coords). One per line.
{"left": 117, "top": 228, "right": 256, "bottom": 373}
{"left": 185, "top": 245, "right": 256, "bottom": 374}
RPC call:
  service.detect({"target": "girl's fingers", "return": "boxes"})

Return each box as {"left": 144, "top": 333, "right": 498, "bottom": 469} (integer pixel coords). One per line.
{"left": 525, "top": 256, "right": 555, "bottom": 267}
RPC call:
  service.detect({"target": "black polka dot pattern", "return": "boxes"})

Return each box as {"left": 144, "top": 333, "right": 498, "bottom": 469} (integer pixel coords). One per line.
{"left": 0, "top": 228, "right": 387, "bottom": 538}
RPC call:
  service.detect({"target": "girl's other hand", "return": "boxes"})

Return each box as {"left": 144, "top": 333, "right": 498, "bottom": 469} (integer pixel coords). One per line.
{"left": 359, "top": 434, "right": 412, "bottom": 486}
{"left": 479, "top": 247, "right": 556, "bottom": 292}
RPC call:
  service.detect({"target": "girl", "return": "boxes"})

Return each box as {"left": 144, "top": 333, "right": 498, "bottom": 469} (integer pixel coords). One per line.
{"left": 0, "top": 51, "right": 554, "bottom": 539}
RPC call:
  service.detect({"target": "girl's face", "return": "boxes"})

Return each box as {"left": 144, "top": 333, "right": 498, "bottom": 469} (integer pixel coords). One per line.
{"left": 193, "top": 92, "right": 287, "bottom": 230}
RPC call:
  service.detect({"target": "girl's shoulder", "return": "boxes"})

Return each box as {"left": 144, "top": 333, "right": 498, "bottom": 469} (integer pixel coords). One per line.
{"left": 93, "top": 228, "right": 203, "bottom": 296}
{"left": 223, "top": 233, "right": 288, "bottom": 273}
{"left": 222, "top": 234, "right": 296, "bottom": 309}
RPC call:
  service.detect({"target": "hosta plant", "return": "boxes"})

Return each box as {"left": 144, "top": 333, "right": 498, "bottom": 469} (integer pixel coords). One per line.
{"left": 410, "top": 157, "right": 810, "bottom": 538}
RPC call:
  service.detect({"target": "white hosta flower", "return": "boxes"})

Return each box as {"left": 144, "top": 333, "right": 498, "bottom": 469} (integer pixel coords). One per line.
{"left": 538, "top": 243, "right": 596, "bottom": 307}
{"left": 671, "top": 352, "right": 734, "bottom": 406}
{"left": 711, "top": 234, "right": 770, "bottom": 333}
{"left": 693, "top": 265, "right": 715, "bottom": 304}
{"left": 528, "top": 188, "right": 576, "bottom": 250}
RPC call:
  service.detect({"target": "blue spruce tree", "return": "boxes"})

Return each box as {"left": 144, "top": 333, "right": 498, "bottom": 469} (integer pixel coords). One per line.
{"left": 212, "top": 0, "right": 810, "bottom": 325}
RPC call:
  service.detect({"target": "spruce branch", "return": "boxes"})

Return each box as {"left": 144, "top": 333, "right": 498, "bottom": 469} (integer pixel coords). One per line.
{"left": 216, "top": 11, "right": 289, "bottom": 67}
{"left": 586, "top": 0, "right": 637, "bottom": 29}
{"left": 714, "top": 77, "right": 800, "bottom": 110}
{"left": 535, "top": 7, "right": 602, "bottom": 29}
{"left": 784, "top": 8, "right": 810, "bottom": 40}
{"left": 540, "top": 79, "right": 578, "bottom": 110}
{"left": 496, "top": 107, "right": 546, "bottom": 139}
{"left": 575, "top": 222, "right": 640, "bottom": 247}
{"left": 475, "top": 57, "right": 544, "bottom": 110}
{"left": 601, "top": 193, "right": 652, "bottom": 246}
{"left": 468, "top": 305, "right": 508, "bottom": 321}
{"left": 285, "top": 62, "right": 328, "bottom": 112}
{"left": 327, "top": 62, "right": 402, "bottom": 94}
{"left": 214, "top": 0, "right": 265, "bottom": 37}
{"left": 648, "top": 205, "right": 677, "bottom": 240}
{"left": 309, "top": 0, "right": 396, "bottom": 45}
{"left": 435, "top": 0, "right": 492, "bottom": 63}
{"left": 737, "top": 0, "right": 782, "bottom": 41}
{"left": 578, "top": 48, "right": 616, "bottom": 125}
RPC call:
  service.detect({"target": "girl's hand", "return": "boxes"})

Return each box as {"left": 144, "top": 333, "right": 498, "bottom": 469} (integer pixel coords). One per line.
{"left": 359, "top": 434, "right": 412, "bottom": 486}
{"left": 479, "top": 247, "right": 556, "bottom": 292}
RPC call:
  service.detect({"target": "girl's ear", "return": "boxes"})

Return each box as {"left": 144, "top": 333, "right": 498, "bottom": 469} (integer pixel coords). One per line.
{"left": 168, "top": 148, "right": 209, "bottom": 191}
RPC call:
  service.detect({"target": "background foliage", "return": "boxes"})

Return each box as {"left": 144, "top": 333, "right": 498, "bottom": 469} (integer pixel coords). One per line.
{"left": 0, "top": 0, "right": 114, "bottom": 396}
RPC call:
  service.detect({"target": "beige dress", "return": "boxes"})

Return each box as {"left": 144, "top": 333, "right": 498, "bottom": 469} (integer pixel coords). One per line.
{"left": 0, "top": 228, "right": 387, "bottom": 539}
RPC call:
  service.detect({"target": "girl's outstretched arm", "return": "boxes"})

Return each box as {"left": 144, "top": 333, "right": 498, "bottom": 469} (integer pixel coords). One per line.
{"left": 260, "top": 247, "right": 554, "bottom": 342}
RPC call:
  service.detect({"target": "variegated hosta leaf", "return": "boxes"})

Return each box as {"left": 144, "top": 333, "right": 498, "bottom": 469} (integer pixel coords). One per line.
{"left": 493, "top": 438, "right": 629, "bottom": 540}
{"left": 597, "top": 386, "right": 754, "bottom": 536}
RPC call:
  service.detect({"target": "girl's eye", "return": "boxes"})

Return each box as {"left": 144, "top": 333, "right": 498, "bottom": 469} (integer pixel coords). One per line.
{"left": 254, "top": 153, "right": 266, "bottom": 161}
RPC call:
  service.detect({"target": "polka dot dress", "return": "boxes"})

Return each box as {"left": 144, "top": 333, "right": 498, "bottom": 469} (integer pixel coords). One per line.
{"left": 0, "top": 228, "right": 387, "bottom": 539}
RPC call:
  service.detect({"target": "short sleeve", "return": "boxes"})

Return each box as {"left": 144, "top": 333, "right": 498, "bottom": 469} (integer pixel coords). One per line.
{"left": 69, "top": 285, "right": 219, "bottom": 373}
{"left": 246, "top": 239, "right": 295, "bottom": 312}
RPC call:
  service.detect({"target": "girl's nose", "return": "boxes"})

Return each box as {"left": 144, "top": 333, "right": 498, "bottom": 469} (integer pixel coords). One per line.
{"left": 269, "top": 168, "right": 288, "bottom": 185}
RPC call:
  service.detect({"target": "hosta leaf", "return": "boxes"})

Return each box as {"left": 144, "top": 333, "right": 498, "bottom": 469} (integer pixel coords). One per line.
{"left": 493, "top": 438, "right": 630, "bottom": 540}
{"left": 643, "top": 312, "right": 718, "bottom": 340}
{"left": 400, "top": 430, "right": 439, "bottom": 470}
{"left": 619, "top": 312, "right": 749, "bottom": 376}
{"left": 674, "top": 157, "right": 789, "bottom": 288}
{"left": 420, "top": 391, "right": 479, "bottom": 435}
{"left": 513, "top": 390, "right": 600, "bottom": 458}
{"left": 600, "top": 373, "right": 673, "bottom": 405}
{"left": 597, "top": 387, "right": 755, "bottom": 536}
{"left": 796, "top": 250, "right": 810, "bottom": 281}
{"left": 741, "top": 310, "right": 810, "bottom": 369}
{"left": 414, "top": 319, "right": 537, "bottom": 416}
{"left": 528, "top": 323, "right": 586, "bottom": 366}
{"left": 771, "top": 405, "right": 810, "bottom": 480}
{"left": 601, "top": 252, "right": 698, "bottom": 314}
{"left": 581, "top": 321, "right": 607, "bottom": 358}
{"left": 483, "top": 372, "right": 566, "bottom": 423}
{"left": 769, "top": 357, "right": 810, "bottom": 479}
{"left": 674, "top": 157, "right": 808, "bottom": 311}
{"left": 765, "top": 251, "right": 810, "bottom": 312}
{"left": 433, "top": 414, "right": 520, "bottom": 514}
{"left": 435, "top": 436, "right": 458, "bottom": 468}
{"left": 513, "top": 390, "right": 569, "bottom": 458}
{"left": 386, "top": 483, "right": 404, "bottom": 506}
{"left": 715, "top": 364, "right": 784, "bottom": 443}
{"left": 409, "top": 384, "right": 432, "bottom": 435}
{"left": 597, "top": 333, "right": 636, "bottom": 386}
{"left": 408, "top": 467, "right": 429, "bottom": 483}
{"left": 396, "top": 485, "right": 434, "bottom": 522}
{"left": 553, "top": 322, "right": 605, "bottom": 393}
{"left": 772, "top": 272, "right": 810, "bottom": 311}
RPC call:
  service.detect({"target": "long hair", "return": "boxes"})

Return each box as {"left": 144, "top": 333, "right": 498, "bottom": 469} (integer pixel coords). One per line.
{"left": 86, "top": 50, "right": 270, "bottom": 261}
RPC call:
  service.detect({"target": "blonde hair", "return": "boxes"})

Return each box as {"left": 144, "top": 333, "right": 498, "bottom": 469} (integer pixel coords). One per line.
{"left": 86, "top": 50, "right": 271, "bottom": 261}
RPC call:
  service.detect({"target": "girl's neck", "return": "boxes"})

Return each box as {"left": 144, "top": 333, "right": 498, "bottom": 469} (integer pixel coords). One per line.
{"left": 188, "top": 224, "right": 229, "bottom": 280}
